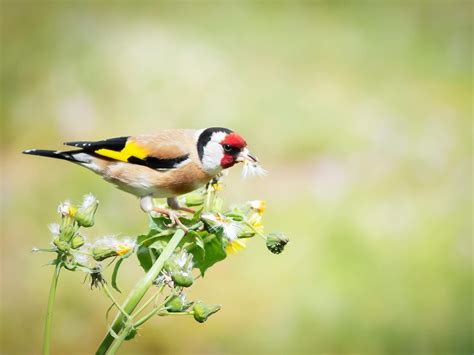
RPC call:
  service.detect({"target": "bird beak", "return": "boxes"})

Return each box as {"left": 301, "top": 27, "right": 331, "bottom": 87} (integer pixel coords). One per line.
{"left": 236, "top": 148, "right": 259, "bottom": 164}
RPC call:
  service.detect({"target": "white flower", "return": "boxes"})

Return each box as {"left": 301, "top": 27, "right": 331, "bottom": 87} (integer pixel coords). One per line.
{"left": 70, "top": 243, "right": 93, "bottom": 265}
{"left": 173, "top": 250, "right": 194, "bottom": 271}
{"left": 202, "top": 212, "right": 241, "bottom": 241}
{"left": 73, "top": 252, "right": 89, "bottom": 265}
{"left": 93, "top": 236, "right": 136, "bottom": 256}
{"left": 154, "top": 272, "right": 173, "bottom": 286}
{"left": 81, "top": 193, "right": 98, "bottom": 209}
{"left": 48, "top": 223, "right": 60, "bottom": 236}
{"left": 242, "top": 161, "right": 267, "bottom": 178}
{"left": 57, "top": 200, "right": 76, "bottom": 216}
{"left": 93, "top": 236, "right": 118, "bottom": 248}
{"left": 175, "top": 252, "right": 187, "bottom": 268}
{"left": 248, "top": 200, "right": 266, "bottom": 215}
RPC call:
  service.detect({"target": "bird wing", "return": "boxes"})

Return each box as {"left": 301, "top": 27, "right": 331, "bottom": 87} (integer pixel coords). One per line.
{"left": 64, "top": 135, "right": 190, "bottom": 170}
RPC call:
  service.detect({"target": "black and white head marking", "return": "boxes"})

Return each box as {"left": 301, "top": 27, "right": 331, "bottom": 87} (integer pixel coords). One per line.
{"left": 197, "top": 127, "right": 232, "bottom": 175}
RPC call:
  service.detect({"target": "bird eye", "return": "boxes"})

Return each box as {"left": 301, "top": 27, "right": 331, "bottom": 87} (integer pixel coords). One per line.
{"left": 223, "top": 144, "right": 232, "bottom": 152}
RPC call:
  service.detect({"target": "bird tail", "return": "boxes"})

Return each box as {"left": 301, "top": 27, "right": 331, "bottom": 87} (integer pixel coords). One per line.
{"left": 23, "top": 148, "right": 86, "bottom": 163}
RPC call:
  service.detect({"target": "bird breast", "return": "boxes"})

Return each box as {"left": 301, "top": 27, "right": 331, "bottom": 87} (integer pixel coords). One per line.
{"left": 102, "top": 161, "right": 213, "bottom": 198}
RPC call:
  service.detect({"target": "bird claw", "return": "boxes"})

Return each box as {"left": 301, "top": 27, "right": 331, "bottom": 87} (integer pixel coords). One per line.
{"left": 152, "top": 208, "right": 189, "bottom": 232}
{"left": 166, "top": 211, "right": 189, "bottom": 232}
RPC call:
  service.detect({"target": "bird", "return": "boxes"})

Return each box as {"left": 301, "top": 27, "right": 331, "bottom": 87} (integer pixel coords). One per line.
{"left": 23, "top": 127, "right": 261, "bottom": 228}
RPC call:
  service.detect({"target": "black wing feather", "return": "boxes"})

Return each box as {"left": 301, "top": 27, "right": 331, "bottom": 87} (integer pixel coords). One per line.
{"left": 128, "top": 155, "right": 189, "bottom": 170}
{"left": 64, "top": 136, "right": 129, "bottom": 151}
{"left": 64, "top": 136, "right": 189, "bottom": 170}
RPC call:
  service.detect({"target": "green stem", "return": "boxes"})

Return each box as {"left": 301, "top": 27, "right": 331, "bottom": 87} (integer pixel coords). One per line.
{"left": 133, "top": 303, "right": 164, "bottom": 328}
{"left": 133, "top": 284, "right": 164, "bottom": 318}
{"left": 102, "top": 283, "right": 130, "bottom": 320}
{"left": 96, "top": 229, "right": 186, "bottom": 355}
{"left": 133, "top": 291, "right": 173, "bottom": 328}
{"left": 159, "top": 311, "right": 194, "bottom": 317}
{"left": 105, "top": 322, "right": 133, "bottom": 355}
{"left": 205, "top": 182, "right": 215, "bottom": 211}
{"left": 244, "top": 221, "right": 266, "bottom": 241}
{"left": 134, "top": 307, "right": 192, "bottom": 328}
{"left": 43, "top": 261, "right": 61, "bottom": 355}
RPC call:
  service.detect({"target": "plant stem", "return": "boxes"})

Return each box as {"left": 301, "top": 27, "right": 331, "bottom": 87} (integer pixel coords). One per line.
{"left": 205, "top": 183, "right": 214, "bottom": 211}
{"left": 244, "top": 221, "right": 267, "bottom": 241}
{"left": 43, "top": 261, "right": 61, "bottom": 355}
{"left": 102, "top": 282, "right": 130, "bottom": 320}
{"left": 96, "top": 229, "right": 186, "bottom": 355}
{"left": 158, "top": 311, "right": 194, "bottom": 317}
{"left": 133, "top": 284, "right": 164, "bottom": 318}
{"left": 105, "top": 322, "right": 133, "bottom": 355}
{"left": 133, "top": 305, "right": 163, "bottom": 328}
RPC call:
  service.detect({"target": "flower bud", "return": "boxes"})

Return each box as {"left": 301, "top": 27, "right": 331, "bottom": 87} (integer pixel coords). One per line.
{"left": 53, "top": 238, "right": 69, "bottom": 252}
{"left": 164, "top": 252, "right": 195, "bottom": 287}
{"left": 226, "top": 213, "right": 244, "bottom": 222}
{"left": 63, "top": 254, "right": 77, "bottom": 270}
{"left": 171, "top": 271, "right": 194, "bottom": 288}
{"left": 71, "top": 234, "right": 85, "bottom": 249}
{"left": 92, "top": 246, "right": 118, "bottom": 261}
{"left": 184, "top": 192, "right": 204, "bottom": 207}
{"left": 91, "top": 237, "right": 136, "bottom": 261}
{"left": 266, "top": 232, "right": 289, "bottom": 254}
{"left": 75, "top": 194, "right": 99, "bottom": 228}
{"left": 237, "top": 225, "right": 255, "bottom": 238}
{"left": 57, "top": 201, "right": 78, "bottom": 242}
{"left": 59, "top": 217, "right": 76, "bottom": 242}
{"left": 165, "top": 294, "right": 192, "bottom": 312}
{"left": 58, "top": 201, "right": 77, "bottom": 242}
{"left": 193, "top": 302, "right": 221, "bottom": 323}
{"left": 163, "top": 259, "right": 179, "bottom": 273}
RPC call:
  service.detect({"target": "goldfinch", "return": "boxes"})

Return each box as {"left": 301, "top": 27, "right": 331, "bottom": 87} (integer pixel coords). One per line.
{"left": 23, "top": 127, "right": 262, "bottom": 226}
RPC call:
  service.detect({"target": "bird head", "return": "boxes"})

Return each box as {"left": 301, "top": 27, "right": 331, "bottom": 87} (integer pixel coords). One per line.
{"left": 197, "top": 127, "right": 259, "bottom": 175}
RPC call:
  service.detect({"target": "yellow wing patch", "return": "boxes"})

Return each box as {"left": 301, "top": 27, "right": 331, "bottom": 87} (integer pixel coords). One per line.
{"left": 95, "top": 140, "right": 148, "bottom": 162}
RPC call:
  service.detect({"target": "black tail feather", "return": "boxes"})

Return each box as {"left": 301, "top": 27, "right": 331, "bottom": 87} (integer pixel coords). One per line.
{"left": 22, "top": 149, "right": 80, "bottom": 162}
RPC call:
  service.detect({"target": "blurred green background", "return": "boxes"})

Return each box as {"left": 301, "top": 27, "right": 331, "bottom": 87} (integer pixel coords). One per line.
{"left": 1, "top": 1, "right": 472, "bottom": 354}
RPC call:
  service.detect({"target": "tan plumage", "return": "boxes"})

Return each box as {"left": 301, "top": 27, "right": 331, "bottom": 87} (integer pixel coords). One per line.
{"left": 23, "top": 127, "right": 260, "bottom": 227}
{"left": 85, "top": 130, "right": 210, "bottom": 198}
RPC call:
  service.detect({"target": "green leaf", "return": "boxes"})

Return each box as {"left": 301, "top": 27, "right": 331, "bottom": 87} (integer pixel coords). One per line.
{"left": 176, "top": 207, "right": 204, "bottom": 229}
{"left": 194, "top": 234, "right": 227, "bottom": 276}
{"left": 137, "top": 244, "right": 158, "bottom": 272}
{"left": 149, "top": 240, "right": 167, "bottom": 253}
{"left": 180, "top": 230, "right": 206, "bottom": 266}
{"left": 184, "top": 230, "right": 206, "bottom": 249}
{"left": 138, "top": 229, "right": 175, "bottom": 247}
{"left": 111, "top": 258, "right": 124, "bottom": 293}
{"left": 148, "top": 215, "right": 172, "bottom": 232}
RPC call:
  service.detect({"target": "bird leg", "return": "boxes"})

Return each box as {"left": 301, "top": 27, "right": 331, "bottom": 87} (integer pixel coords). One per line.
{"left": 152, "top": 207, "right": 188, "bottom": 231}
{"left": 140, "top": 196, "right": 189, "bottom": 231}
{"left": 166, "top": 197, "right": 195, "bottom": 214}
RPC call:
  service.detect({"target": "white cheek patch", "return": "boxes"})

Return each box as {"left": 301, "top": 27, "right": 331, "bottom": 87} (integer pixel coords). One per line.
{"left": 201, "top": 131, "right": 227, "bottom": 175}
{"left": 202, "top": 144, "right": 223, "bottom": 174}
